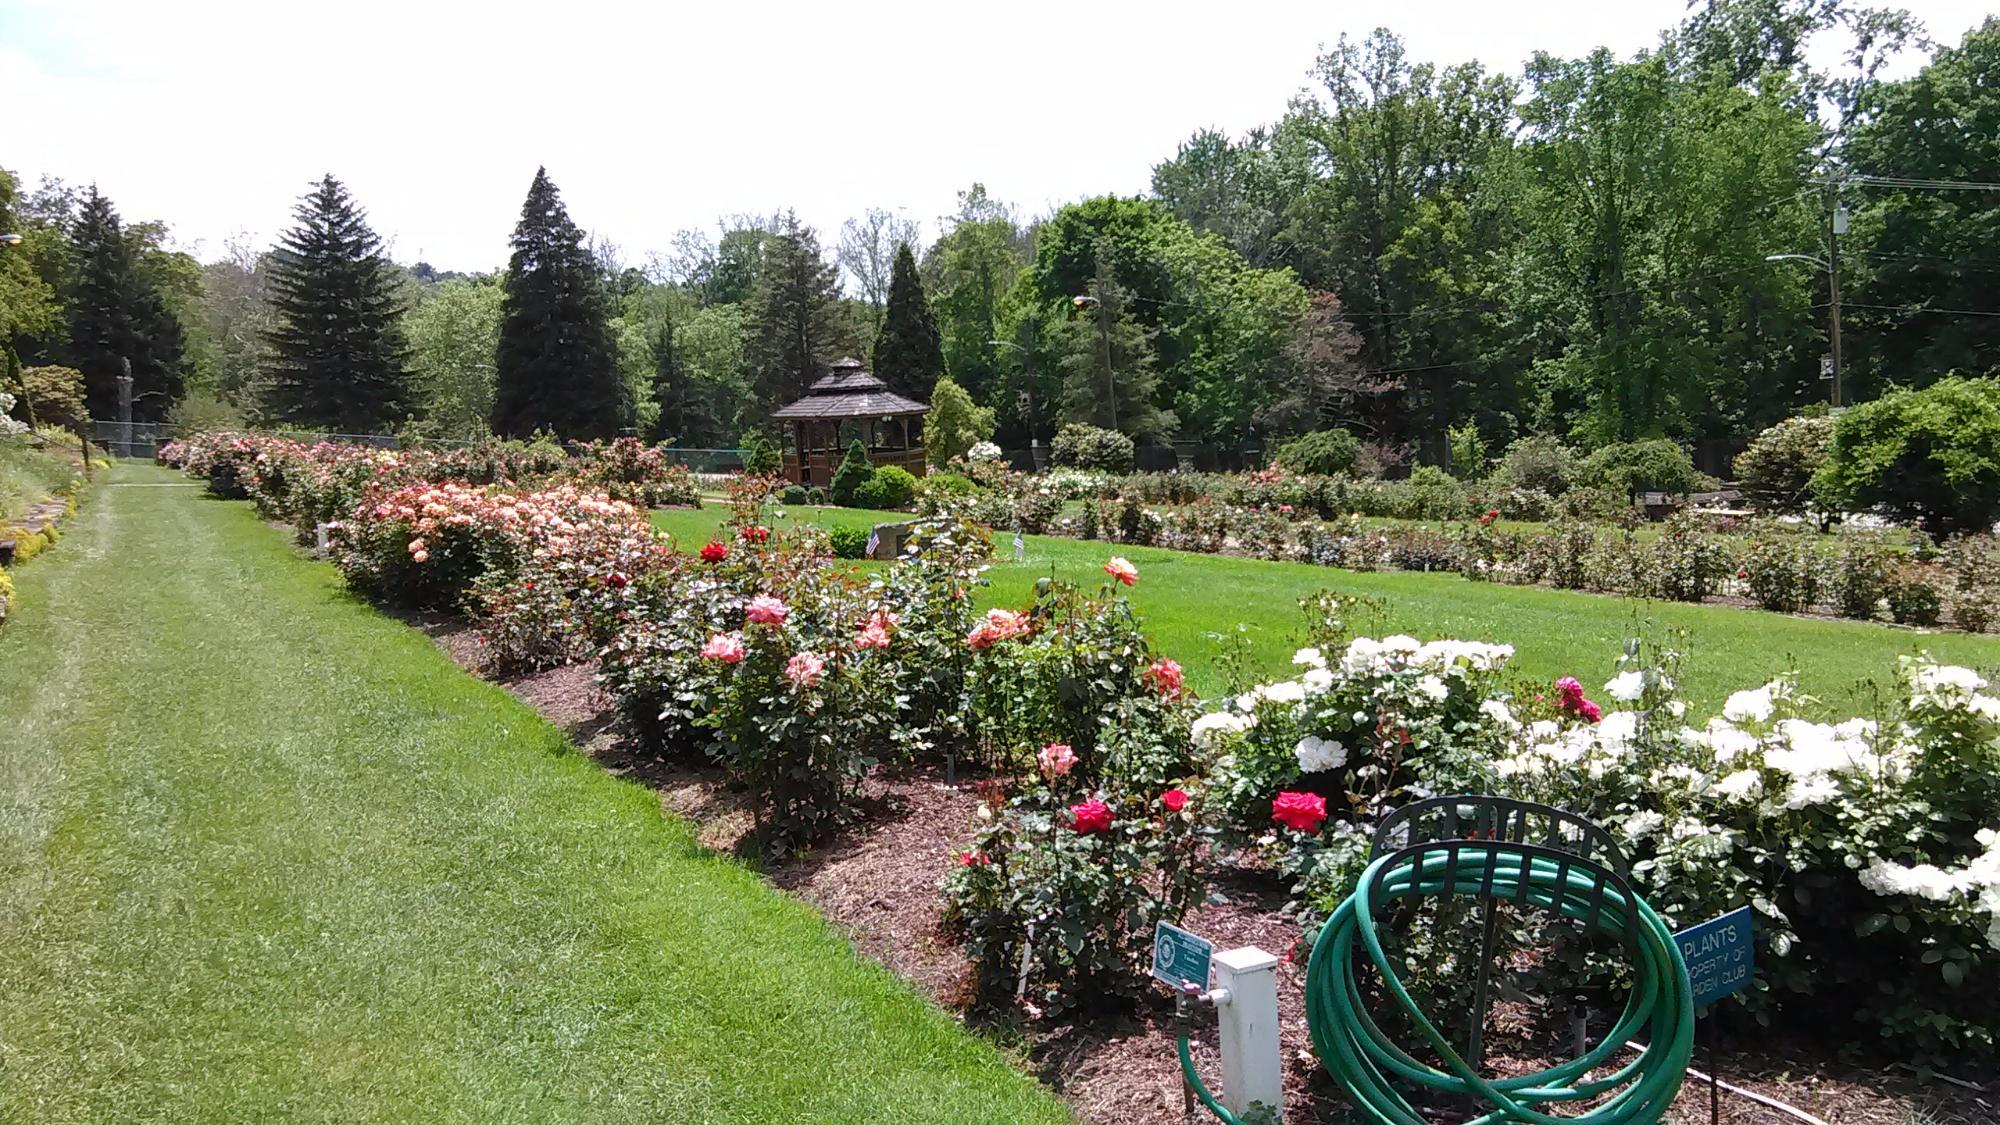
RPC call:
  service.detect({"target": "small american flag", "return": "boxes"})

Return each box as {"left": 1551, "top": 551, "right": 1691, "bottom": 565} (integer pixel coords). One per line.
{"left": 865, "top": 528, "right": 880, "bottom": 557}
{"left": 1013, "top": 531, "right": 1025, "bottom": 562}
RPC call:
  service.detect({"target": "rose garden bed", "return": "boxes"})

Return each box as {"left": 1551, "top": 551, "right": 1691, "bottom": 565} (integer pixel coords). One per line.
{"left": 160, "top": 432, "right": 1998, "bottom": 1121}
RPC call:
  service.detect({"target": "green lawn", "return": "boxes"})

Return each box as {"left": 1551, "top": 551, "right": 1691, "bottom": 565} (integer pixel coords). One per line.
{"left": 0, "top": 463, "right": 1068, "bottom": 1125}
{"left": 651, "top": 504, "right": 2000, "bottom": 716}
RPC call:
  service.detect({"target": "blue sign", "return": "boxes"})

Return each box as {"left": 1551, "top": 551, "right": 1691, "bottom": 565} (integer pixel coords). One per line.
{"left": 1152, "top": 921, "right": 1214, "bottom": 990}
{"left": 1673, "top": 907, "right": 1754, "bottom": 1008}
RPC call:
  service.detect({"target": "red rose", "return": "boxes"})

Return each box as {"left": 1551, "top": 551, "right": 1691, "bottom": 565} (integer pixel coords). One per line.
{"left": 700, "top": 541, "right": 728, "bottom": 563}
{"left": 1271, "top": 790, "right": 1327, "bottom": 834}
{"left": 958, "top": 850, "right": 991, "bottom": 866}
{"left": 1070, "top": 798, "right": 1114, "bottom": 834}
{"left": 609, "top": 572, "right": 628, "bottom": 588}
{"left": 1161, "top": 788, "right": 1189, "bottom": 813}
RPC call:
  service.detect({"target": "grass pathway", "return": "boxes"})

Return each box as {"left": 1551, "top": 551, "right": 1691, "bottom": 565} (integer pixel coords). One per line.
{"left": 0, "top": 463, "right": 1067, "bottom": 1124}
{"left": 650, "top": 504, "right": 2000, "bottom": 715}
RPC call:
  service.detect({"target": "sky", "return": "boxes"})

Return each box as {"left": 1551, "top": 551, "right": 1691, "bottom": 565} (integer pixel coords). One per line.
{"left": 3, "top": 0, "right": 1992, "bottom": 277}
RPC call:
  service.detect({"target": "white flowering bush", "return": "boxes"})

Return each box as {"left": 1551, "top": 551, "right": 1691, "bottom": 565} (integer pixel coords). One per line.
{"left": 1234, "top": 635, "right": 2000, "bottom": 1061}
{"left": 1197, "top": 635, "right": 1515, "bottom": 839}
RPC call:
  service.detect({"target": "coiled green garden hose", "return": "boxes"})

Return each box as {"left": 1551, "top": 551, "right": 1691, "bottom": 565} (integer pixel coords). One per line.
{"left": 1179, "top": 844, "right": 1695, "bottom": 1124}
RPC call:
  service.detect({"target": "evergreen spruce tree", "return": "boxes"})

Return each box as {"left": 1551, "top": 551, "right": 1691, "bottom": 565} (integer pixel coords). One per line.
{"left": 63, "top": 187, "right": 184, "bottom": 423}
{"left": 493, "top": 167, "right": 628, "bottom": 439}
{"left": 1057, "top": 256, "right": 1175, "bottom": 441}
{"left": 870, "top": 243, "right": 942, "bottom": 400}
{"left": 829, "top": 438, "right": 873, "bottom": 506}
{"left": 648, "top": 308, "right": 716, "bottom": 445}
{"left": 743, "top": 213, "right": 844, "bottom": 423}
{"left": 261, "top": 175, "right": 412, "bottom": 431}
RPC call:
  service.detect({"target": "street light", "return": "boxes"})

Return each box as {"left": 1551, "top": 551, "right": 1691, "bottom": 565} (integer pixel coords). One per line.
{"left": 1765, "top": 251, "right": 1842, "bottom": 407}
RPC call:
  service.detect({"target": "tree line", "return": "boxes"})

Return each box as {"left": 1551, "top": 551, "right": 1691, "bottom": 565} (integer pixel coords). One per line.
{"left": 4, "top": 1, "right": 1998, "bottom": 472}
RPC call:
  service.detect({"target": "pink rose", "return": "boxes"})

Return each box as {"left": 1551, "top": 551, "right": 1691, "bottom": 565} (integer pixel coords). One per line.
{"left": 1070, "top": 798, "right": 1114, "bottom": 834}
{"left": 701, "top": 632, "right": 745, "bottom": 663}
{"left": 1038, "top": 742, "right": 1078, "bottom": 778}
{"left": 744, "top": 595, "right": 789, "bottom": 626}
{"left": 1104, "top": 556, "right": 1139, "bottom": 586}
{"left": 785, "top": 650, "right": 826, "bottom": 688}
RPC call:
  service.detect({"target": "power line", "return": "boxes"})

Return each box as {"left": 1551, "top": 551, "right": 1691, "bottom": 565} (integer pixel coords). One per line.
{"left": 1814, "top": 300, "right": 2000, "bottom": 319}
{"left": 1830, "top": 174, "right": 2000, "bottom": 192}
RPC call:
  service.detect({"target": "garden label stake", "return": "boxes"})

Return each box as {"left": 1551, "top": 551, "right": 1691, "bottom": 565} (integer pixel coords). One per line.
{"left": 1672, "top": 907, "right": 1754, "bottom": 1125}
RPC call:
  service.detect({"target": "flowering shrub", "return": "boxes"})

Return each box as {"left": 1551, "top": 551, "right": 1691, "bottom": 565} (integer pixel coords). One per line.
{"left": 567, "top": 438, "right": 701, "bottom": 508}
{"left": 943, "top": 774, "right": 1206, "bottom": 1017}
{"left": 330, "top": 480, "right": 643, "bottom": 610}
{"left": 963, "top": 570, "right": 1193, "bottom": 777}
{"left": 1195, "top": 636, "right": 1515, "bottom": 839}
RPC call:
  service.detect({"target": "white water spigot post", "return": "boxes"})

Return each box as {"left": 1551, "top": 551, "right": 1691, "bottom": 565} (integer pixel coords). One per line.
{"left": 1213, "top": 946, "right": 1284, "bottom": 1122}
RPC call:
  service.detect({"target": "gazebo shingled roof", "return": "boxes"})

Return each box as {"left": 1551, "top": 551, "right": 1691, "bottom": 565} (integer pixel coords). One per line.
{"left": 772, "top": 358, "right": 928, "bottom": 420}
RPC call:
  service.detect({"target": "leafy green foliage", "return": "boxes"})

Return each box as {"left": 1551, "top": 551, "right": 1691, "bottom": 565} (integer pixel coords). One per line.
{"left": 1815, "top": 375, "right": 2000, "bottom": 535}
{"left": 853, "top": 466, "right": 917, "bottom": 511}
{"left": 17, "top": 365, "right": 86, "bottom": 432}
{"left": 1496, "top": 435, "right": 1578, "bottom": 495}
{"left": 1577, "top": 439, "right": 1703, "bottom": 498}
{"left": 1050, "top": 423, "right": 1134, "bottom": 472}
{"left": 921, "top": 377, "right": 994, "bottom": 467}
{"left": 493, "top": 167, "right": 627, "bottom": 439}
{"left": 262, "top": 176, "right": 412, "bottom": 432}
{"left": 740, "top": 430, "right": 782, "bottom": 474}
{"left": 405, "top": 278, "right": 501, "bottom": 440}
{"left": 1274, "top": 428, "right": 1360, "bottom": 475}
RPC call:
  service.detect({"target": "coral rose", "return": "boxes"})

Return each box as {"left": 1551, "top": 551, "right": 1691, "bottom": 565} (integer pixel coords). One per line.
{"left": 1104, "top": 556, "right": 1139, "bottom": 586}
{"left": 1143, "top": 657, "right": 1185, "bottom": 700}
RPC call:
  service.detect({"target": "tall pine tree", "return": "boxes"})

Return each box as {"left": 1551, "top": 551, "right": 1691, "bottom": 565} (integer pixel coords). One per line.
{"left": 870, "top": 242, "right": 942, "bottom": 400}
{"left": 493, "top": 167, "right": 627, "bottom": 439}
{"left": 743, "top": 213, "right": 845, "bottom": 424}
{"left": 1057, "top": 256, "right": 1175, "bottom": 441}
{"left": 262, "top": 175, "right": 412, "bottom": 431}
{"left": 648, "top": 305, "right": 718, "bottom": 445}
{"left": 63, "top": 187, "right": 184, "bottom": 423}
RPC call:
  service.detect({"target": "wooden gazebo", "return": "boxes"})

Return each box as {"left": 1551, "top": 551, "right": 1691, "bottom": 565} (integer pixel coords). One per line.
{"left": 772, "top": 358, "right": 929, "bottom": 487}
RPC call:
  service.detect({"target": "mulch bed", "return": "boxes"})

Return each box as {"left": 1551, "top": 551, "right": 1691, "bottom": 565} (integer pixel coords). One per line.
{"left": 415, "top": 617, "right": 1991, "bottom": 1124}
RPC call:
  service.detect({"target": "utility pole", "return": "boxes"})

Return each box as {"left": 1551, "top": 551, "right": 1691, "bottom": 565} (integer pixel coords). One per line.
{"left": 1828, "top": 197, "right": 1847, "bottom": 408}
{"left": 1094, "top": 281, "right": 1117, "bottom": 433}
